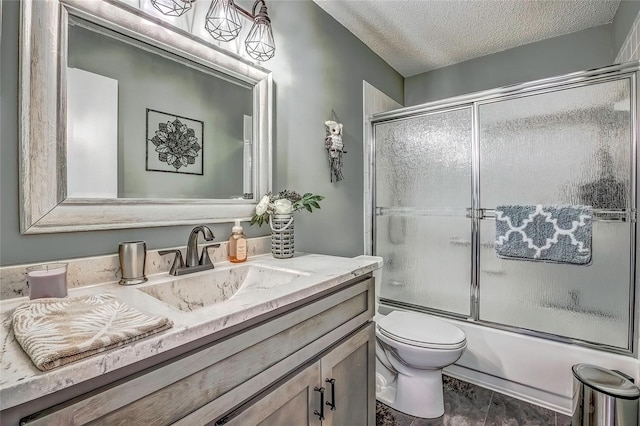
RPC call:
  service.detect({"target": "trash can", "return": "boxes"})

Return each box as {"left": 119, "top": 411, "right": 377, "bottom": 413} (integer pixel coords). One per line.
{"left": 572, "top": 364, "right": 640, "bottom": 426}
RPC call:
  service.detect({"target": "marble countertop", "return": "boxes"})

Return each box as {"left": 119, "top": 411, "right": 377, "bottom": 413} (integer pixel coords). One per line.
{"left": 0, "top": 253, "right": 381, "bottom": 411}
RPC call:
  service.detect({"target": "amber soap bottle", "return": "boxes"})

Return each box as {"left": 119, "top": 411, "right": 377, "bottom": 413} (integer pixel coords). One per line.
{"left": 228, "top": 219, "right": 247, "bottom": 263}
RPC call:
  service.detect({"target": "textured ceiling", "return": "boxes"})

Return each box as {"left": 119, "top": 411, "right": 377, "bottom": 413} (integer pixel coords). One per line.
{"left": 312, "top": 0, "right": 621, "bottom": 77}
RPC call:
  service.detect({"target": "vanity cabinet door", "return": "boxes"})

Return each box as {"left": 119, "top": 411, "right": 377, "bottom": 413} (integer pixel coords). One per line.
{"left": 224, "top": 361, "right": 321, "bottom": 426}
{"left": 221, "top": 324, "right": 375, "bottom": 426}
{"left": 321, "top": 324, "right": 375, "bottom": 426}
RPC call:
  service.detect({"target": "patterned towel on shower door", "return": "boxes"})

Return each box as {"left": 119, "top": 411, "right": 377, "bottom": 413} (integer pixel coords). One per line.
{"left": 494, "top": 205, "right": 592, "bottom": 265}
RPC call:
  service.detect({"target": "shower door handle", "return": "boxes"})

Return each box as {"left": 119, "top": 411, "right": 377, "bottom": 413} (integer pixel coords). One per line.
{"left": 325, "top": 378, "right": 336, "bottom": 410}
{"left": 449, "top": 238, "right": 471, "bottom": 247}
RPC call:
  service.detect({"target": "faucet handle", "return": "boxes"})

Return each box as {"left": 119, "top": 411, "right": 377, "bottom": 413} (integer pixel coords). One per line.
{"left": 200, "top": 244, "right": 221, "bottom": 267}
{"left": 159, "top": 249, "right": 185, "bottom": 275}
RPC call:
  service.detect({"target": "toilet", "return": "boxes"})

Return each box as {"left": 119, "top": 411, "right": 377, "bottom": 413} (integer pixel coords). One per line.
{"left": 357, "top": 256, "right": 467, "bottom": 419}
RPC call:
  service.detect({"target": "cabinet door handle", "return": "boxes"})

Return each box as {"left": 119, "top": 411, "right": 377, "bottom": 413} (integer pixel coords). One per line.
{"left": 325, "top": 378, "right": 336, "bottom": 411}
{"left": 313, "top": 386, "right": 325, "bottom": 421}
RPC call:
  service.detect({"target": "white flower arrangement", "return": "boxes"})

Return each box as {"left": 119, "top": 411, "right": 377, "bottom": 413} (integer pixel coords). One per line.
{"left": 250, "top": 189, "right": 325, "bottom": 227}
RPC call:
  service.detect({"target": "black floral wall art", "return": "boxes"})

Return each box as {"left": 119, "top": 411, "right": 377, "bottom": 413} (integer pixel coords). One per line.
{"left": 146, "top": 109, "right": 204, "bottom": 175}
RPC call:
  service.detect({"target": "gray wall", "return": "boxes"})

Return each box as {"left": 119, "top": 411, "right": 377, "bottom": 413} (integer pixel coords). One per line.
{"left": 69, "top": 24, "right": 251, "bottom": 199}
{"left": 0, "top": 0, "right": 403, "bottom": 266}
{"left": 613, "top": 0, "right": 640, "bottom": 54}
{"left": 405, "top": 24, "right": 615, "bottom": 106}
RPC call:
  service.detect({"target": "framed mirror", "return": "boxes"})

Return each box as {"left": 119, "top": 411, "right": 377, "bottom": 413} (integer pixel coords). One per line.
{"left": 19, "top": 0, "right": 272, "bottom": 234}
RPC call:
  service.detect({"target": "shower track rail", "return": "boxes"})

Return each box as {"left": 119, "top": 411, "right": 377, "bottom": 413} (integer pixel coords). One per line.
{"left": 375, "top": 207, "right": 636, "bottom": 222}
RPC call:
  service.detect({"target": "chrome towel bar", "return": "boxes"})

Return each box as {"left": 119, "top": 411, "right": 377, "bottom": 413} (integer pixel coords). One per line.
{"left": 375, "top": 207, "right": 635, "bottom": 222}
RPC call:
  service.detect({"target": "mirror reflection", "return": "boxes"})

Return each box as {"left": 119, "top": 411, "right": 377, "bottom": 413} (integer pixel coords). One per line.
{"left": 66, "top": 18, "right": 254, "bottom": 200}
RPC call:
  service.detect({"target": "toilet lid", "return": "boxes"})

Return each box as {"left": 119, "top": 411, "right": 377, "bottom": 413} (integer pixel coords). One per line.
{"left": 377, "top": 311, "right": 466, "bottom": 349}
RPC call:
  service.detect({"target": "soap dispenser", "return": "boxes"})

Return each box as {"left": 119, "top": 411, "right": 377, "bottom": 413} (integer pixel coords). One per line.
{"left": 228, "top": 219, "right": 247, "bottom": 263}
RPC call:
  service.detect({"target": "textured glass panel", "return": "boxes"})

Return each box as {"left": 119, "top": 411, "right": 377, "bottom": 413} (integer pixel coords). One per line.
{"left": 477, "top": 78, "right": 633, "bottom": 349}
{"left": 377, "top": 216, "right": 471, "bottom": 316}
{"left": 375, "top": 108, "right": 472, "bottom": 210}
{"left": 478, "top": 212, "right": 631, "bottom": 348}
{"left": 479, "top": 79, "right": 631, "bottom": 208}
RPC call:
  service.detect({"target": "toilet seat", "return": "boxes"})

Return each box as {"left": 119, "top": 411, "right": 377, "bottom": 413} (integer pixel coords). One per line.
{"left": 377, "top": 311, "right": 466, "bottom": 350}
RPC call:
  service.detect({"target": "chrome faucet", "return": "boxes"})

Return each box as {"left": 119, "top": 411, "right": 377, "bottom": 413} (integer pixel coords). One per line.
{"left": 159, "top": 225, "right": 220, "bottom": 276}
{"left": 186, "top": 225, "right": 215, "bottom": 267}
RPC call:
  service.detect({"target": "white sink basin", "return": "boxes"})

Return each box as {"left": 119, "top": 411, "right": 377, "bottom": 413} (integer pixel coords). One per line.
{"left": 138, "top": 264, "right": 306, "bottom": 312}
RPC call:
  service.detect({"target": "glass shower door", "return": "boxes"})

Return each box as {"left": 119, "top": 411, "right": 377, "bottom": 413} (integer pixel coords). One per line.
{"left": 374, "top": 107, "right": 473, "bottom": 316}
{"left": 477, "top": 78, "right": 634, "bottom": 349}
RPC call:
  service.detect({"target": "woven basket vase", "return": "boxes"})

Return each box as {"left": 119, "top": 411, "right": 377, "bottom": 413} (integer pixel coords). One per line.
{"left": 270, "top": 214, "right": 294, "bottom": 258}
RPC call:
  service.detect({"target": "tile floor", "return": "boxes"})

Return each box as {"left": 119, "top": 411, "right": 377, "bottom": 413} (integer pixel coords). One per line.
{"left": 376, "top": 375, "right": 571, "bottom": 426}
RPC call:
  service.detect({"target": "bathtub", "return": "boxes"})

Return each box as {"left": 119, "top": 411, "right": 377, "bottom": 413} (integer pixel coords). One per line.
{"left": 380, "top": 303, "right": 640, "bottom": 415}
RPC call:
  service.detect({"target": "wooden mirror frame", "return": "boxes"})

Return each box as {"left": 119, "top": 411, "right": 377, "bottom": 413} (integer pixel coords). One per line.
{"left": 19, "top": 0, "right": 272, "bottom": 234}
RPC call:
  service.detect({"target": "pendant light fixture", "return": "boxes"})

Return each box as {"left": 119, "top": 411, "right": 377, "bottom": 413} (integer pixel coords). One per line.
{"left": 205, "top": 0, "right": 243, "bottom": 42}
{"left": 245, "top": 0, "right": 275, "bottom": 61}
{"left": 151, "top": 0, "right": 276, "bottom": 61}
{"left": 150, "top": 0, "right": 194, "bottom": 17}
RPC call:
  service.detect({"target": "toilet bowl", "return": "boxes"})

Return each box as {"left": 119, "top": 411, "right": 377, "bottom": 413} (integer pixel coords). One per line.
{"left": 354, "top": 256, "right": 467, "bottom": 419}
{"left": 376, "top": 311, "right": 466, "bottom": 418}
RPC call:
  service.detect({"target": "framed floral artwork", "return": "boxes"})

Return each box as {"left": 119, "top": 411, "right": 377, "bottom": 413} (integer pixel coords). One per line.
{"left": 146, "top": 109, "right": 204, "bottom": 175}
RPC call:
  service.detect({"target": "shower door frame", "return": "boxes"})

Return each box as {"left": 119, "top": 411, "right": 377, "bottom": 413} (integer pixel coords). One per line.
{"left": 368, "top": 62, "right": 639, "bottom": 355}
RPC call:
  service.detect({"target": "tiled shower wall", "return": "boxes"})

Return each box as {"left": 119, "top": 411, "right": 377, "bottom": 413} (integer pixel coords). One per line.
{"left": 616, "top": 9, "right": 640, "bottom": 63}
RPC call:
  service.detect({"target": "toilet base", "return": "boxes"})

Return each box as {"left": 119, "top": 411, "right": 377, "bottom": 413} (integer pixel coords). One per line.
{"left": 376, "top": 372, "right": 396, "bottom": 404}
{"left": 380, "top": 368, "right": 445, "bottom": 419}
{"left": 376, "top": 356, "right": 395, "bottom": 399}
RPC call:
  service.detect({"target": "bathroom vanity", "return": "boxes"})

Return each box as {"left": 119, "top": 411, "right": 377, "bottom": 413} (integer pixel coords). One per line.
{"left": 0, "top": 254, "right": 379, "bottom": 425}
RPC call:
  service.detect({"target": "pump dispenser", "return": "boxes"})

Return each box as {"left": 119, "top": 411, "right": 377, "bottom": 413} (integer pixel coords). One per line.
{"left": 228, "top": 219, "right": 247, "bottom": 263}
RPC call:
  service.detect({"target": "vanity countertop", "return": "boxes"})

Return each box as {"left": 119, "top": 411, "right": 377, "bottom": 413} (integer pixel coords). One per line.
{"left": 0, "top": 253, "right": 381, "bottom": 411}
